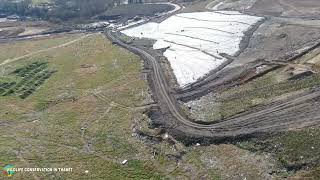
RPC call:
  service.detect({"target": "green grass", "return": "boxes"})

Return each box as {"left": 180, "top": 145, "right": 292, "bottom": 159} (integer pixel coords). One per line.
{"left": 0, "top": 33, "right": 165, "bottom": 179}
{"left": 238, "top": 128, "right": 320, "bottom": 177}
{"left": 0, "top": 33, "right": 222, "bottom": 179}
{"left": 273, "top": 129, "right": 320, "bottom": 168}
{"left": 202, "top": 71, "right": 320, "bottom": 121}
{"left": 0, "top": 34, "right": 82, "bottom": 64}
{"left": 1, "top": 61, "right": 56, "bottom": 99}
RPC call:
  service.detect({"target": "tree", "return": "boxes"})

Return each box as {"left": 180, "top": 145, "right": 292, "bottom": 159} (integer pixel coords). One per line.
{"left": 0, "top": 0, "right": 32, "bottom": 16}
{"left": 52, "top": 0, "right": 116, "bottom": 19}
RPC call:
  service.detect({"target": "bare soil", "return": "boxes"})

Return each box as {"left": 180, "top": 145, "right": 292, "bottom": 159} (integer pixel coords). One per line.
{"left": 248, "top": 0, "right": 320, "bottom": 19}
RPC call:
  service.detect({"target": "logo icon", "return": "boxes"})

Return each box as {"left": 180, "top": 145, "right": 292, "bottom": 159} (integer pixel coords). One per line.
{"left": 3, "top": 164, "right": 15, "bottom": 177}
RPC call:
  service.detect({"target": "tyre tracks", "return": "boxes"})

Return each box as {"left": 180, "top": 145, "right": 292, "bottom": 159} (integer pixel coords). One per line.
{"left": 106, "top": 30, "right": 320, "bottom": 142}
{"left": 0, "top": 33, "right": 94, "bottom": 67}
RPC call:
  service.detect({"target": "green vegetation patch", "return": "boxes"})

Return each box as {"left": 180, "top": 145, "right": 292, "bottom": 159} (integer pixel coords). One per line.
{"left": 0, "top": 33, "right": 225, "bottom": 179}
{"left": 205, "top": 72, "right": 320, "bottom": 121}
{"left": 238, "top": 128, "right": 320, "bottom": 175}
{"left": 0, "top": 61, "right": 56, "bottom": 99}
{"left": 0, "top": 34, "right": 169, "bottom": 179}
{"left": 273, "top": 129, "right": 320, "bottom": 169}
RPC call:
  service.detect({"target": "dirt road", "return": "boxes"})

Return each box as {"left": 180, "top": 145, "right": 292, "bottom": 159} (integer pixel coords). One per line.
{"left": 106, "top": 30, "right": 320, "bottom": 143}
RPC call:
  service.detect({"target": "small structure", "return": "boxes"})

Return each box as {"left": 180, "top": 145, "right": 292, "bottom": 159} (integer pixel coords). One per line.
{"left": 121, "top": 159, "right": 128, "bottom": 165}
{"left": 7, "top": 15, "right": 20, "bottom": 21}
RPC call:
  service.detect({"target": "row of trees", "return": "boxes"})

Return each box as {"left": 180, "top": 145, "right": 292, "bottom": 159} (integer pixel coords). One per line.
{"left": 51, "top": 0, "right": 117, "bottom": 20}
{"left": 0, "top": 0, "right": 122, "bottom": 21}
{"left": 0, "top": 0, "right": 33, "bottom": 16}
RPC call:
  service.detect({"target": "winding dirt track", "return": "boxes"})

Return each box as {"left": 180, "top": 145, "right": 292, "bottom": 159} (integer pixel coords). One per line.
{"left": 106, "top": 30, "right": 320, "bottom": 143}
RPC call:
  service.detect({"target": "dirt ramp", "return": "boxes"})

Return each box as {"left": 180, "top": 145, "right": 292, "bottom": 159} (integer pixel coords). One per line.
{"left": 249, "top": 0, "right": 320, "bottom": 19}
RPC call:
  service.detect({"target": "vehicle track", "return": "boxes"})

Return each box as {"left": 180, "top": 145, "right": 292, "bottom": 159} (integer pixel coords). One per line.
{"left": 0, "top": 33, "right": 94, "bottom": 67}
{"left": 163, "top": 40, "right": 222, "bottom": 59}
{"left": 106, "top": 30, "right": 320, "bottom": 143}
{"left": 164, "top": 33, "right": 220, "bottom": 44}
{"left": 175, "top": 15, "right": 252, "bottom": 26}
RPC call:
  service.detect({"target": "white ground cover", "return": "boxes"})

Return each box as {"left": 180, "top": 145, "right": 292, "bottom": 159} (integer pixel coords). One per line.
{"left": 117, "top": 2, "right": 181, "bottom": 30}
{"left": 117, "top": 19, "right": 146, "bottom": 30}
{"left": 211, "top": 2, "right": 225, "bottom": 10}
{"left": 0, "top": 18, "right": 16, "bottom": 22}
{"left": 122, "top": 11, "right": 262, "bottom": 87}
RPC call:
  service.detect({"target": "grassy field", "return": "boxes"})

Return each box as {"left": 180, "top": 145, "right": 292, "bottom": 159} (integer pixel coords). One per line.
{"left": 0, "top": 33, "right": 160, "bottom": 179}
{"left": 1, "top": 31, "right": 309, "bottom": 179}
{"left": 238, "top": 128, "right": 320, "bottom": 178}
{"left": 0, "top": 34, "right": 82, "bottom": 64}
{"left": 0, "top": 33, "right": 225, "bottom": 179}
